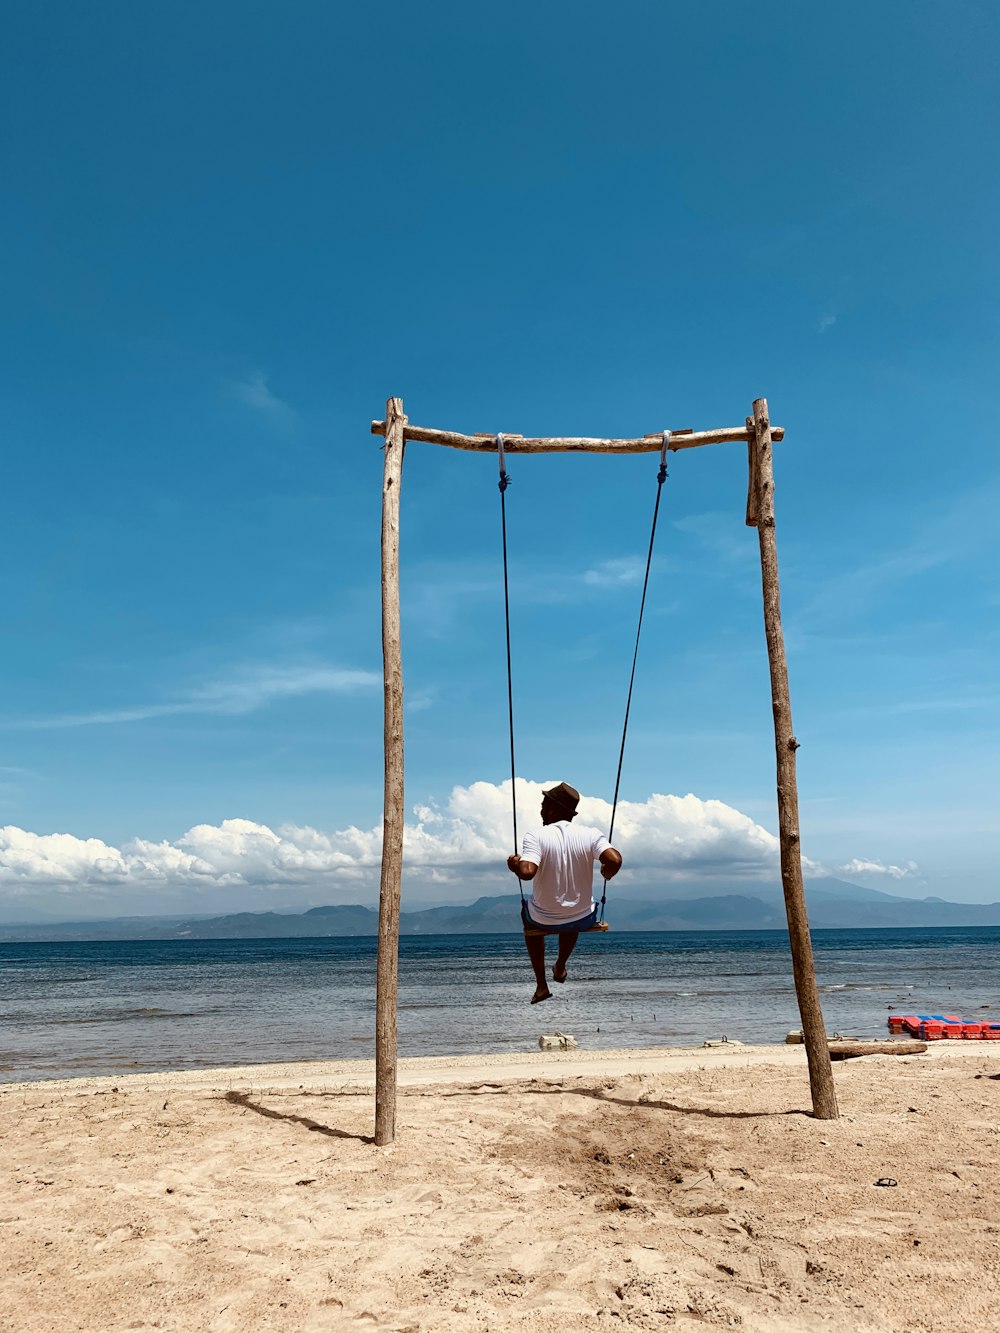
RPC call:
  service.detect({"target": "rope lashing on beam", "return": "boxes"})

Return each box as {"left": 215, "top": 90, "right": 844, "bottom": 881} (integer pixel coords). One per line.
{"left": 497, "top": 430, "right": 510, "bottom": 493}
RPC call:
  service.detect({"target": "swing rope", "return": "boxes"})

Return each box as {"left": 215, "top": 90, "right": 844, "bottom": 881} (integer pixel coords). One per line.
{"left": 497, "top": 433, "right": 525, "bottom": 905}
{"left": 608, "top": 430, "right": 671, "bottom": 847}
{"left": 598, "top": 431, "right": 671, "bottom": 919}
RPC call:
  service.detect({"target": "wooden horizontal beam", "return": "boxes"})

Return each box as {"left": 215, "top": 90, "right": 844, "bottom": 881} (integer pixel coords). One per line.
{"left": 370, "top": 420, "right": 784, "bottom": 453}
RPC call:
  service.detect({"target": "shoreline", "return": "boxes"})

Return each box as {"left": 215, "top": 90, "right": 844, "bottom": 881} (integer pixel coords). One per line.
{"left": 2, "top": 1036, "right": 990, "bottom": 1098}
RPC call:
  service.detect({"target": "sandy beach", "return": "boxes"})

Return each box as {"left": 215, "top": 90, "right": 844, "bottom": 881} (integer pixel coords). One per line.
{"left": 3, "top": 1042, "right": 999, "bottom": 1332}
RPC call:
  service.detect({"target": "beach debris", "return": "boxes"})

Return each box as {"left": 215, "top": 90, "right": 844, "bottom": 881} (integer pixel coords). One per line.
{"left": 539, "top": 1031, "right": 578, "bottom": 1051}
{"left": 786, "top": 1030, "right": 803, "bottom": 1044}
{"left": 829, "top": 1040, "right": 926, "bottom": 1060}
{"left": 874, "top": 1178, "right": 898, "bottom": 1188}
{"left": 703, "top": 1037, "right": 743, "bottom": 1048}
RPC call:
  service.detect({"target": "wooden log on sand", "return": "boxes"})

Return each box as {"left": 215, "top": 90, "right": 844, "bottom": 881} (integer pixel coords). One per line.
{"left": 828, "top": 1041, "right": 927, "bottom": 1061}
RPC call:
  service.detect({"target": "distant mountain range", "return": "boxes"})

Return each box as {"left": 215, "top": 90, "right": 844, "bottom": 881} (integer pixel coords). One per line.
{"left": 2, "top": 877, "right": 999, "bottom": 941}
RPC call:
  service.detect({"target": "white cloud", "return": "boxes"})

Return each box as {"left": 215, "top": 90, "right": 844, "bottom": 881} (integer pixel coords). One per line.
{"left": 583, "top": 557, "right": 645, "bottom": 588}
{"left": 229, "top": 370, "right": 297, "bottom": 429}
{"left": 0, "top": 765, "right": 32, "bottom": 799}
{"left": 404, "top": 567, "right": 498, "bottom": 635}
{"left": 408, "top": 548, "right": 666, "bottom": 637}
{"left": 670, "top": 512, "right": 752, "bottom": 568}
{"left": 838, "top": 857, "right": 919, "bottom": 881}
{"left": 801, "top": 480, "right": 1000, "bottom": 629}
{"left": 819, "top": 313, "right": 837, "bottom": 333}
{"left": 405, "top": 688, "right": 436, "bottom": 713}
{"left": 13, "top": 663, "right": 380, "bottom": 729}
{"left": 188, "top": 666, "right": 379, "bottom": 713}
{"left": 0, "top": 780, "right": 782, "bottom": 906}
{"left": 0, "top": 827, "right": 134, "bottom": 885}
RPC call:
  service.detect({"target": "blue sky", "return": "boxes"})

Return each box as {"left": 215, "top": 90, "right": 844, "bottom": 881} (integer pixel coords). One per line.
{"left": 1, "top": 3, "right": 997, "bottom": 917}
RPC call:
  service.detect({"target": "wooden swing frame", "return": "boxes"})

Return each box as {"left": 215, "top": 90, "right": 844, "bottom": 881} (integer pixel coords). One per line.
{"left": 371, "top": 396, "right": 839, "bottom": 1145}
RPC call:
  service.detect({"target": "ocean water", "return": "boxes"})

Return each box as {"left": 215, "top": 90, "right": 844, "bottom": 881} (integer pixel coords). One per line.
{"left": 2, "top": 926, "right": 999, "bottom": 1084}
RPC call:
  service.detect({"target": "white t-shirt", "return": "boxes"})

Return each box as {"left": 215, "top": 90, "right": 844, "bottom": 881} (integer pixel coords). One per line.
{"left": 520, "top": 821, "right": 610, "bottom": 925}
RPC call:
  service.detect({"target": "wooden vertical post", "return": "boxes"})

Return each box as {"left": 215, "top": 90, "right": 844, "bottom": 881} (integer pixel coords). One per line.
{"left": 375, "top": 396, "right": 406, "bottom": 1146}
{"left": 748, "top": 397, "right": 839, "bottom": 1120}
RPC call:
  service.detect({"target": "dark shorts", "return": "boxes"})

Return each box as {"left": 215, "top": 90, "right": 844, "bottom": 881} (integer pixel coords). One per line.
{"left": 521, "top": 902, "right": 599, "bottom": 933}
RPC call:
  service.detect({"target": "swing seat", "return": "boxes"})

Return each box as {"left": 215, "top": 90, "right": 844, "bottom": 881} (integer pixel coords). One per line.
{"left": 523, "top": 921, "right": 610, "bottom": 938}
{"left": 521, "top": 902, "right": 610, "bottom": 937}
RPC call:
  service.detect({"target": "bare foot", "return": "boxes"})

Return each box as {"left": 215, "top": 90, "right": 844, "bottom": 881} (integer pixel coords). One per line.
{"left": 531, "top": 986, "right": 552, "bottom": 1005}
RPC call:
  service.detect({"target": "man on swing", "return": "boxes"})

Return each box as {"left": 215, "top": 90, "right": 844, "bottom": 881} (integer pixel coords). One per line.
{"left": 507, "top": 782, "right": 623, "bottom": 1004}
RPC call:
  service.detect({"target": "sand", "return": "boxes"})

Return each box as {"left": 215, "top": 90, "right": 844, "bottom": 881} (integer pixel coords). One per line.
{"left": 2, "top": 1042, "right": 999, "bottom": 1332}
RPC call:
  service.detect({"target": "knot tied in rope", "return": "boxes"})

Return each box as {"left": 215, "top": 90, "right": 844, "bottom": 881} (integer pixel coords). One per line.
{"left": 497, "top": 432, "right": 510, "bottom": 493}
